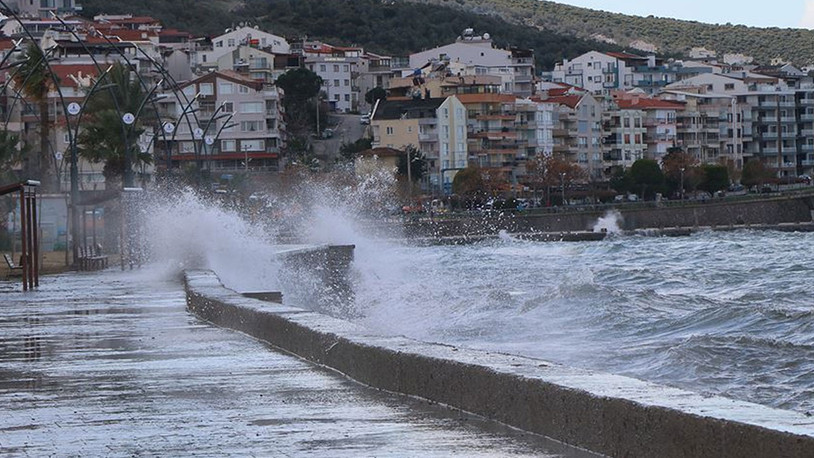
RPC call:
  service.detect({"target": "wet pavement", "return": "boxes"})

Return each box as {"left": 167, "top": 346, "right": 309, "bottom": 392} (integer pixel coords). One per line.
{"left": 0, "top": 271, "right": 594, "bottom": 457}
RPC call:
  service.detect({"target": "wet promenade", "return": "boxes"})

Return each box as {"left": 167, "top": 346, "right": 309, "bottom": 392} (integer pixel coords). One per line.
{"left": 0, "top": 271, "right": 592, "bottom": 457}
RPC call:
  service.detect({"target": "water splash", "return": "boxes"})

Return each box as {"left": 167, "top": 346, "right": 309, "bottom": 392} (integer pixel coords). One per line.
{"left": 592, "top": 210, "right": 623, "bottom": 233}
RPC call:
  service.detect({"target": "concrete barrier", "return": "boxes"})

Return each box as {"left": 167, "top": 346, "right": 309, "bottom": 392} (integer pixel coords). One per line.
{"left": 185, "top": 269, "right": 814, "bottom": 457}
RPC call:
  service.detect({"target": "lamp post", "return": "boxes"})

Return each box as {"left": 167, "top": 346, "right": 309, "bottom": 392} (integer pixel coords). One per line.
{"left": 560, "top": 172, "right": 566, "bottom": 206}
{"left": 680, "top": 167, "right": 685, "bottom": 201}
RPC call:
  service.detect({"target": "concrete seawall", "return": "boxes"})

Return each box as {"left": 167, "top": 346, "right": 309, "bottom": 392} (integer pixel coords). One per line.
{"left": 405, "top": 193, "right": 814, "bottom": 237}
{"left": 185, "top": 269, "right": 814, "bottom": 457}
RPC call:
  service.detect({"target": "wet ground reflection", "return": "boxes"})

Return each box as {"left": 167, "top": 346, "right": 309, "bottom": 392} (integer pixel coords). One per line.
{"left": 0, "top": 272, "right": 594, "bottom": 457}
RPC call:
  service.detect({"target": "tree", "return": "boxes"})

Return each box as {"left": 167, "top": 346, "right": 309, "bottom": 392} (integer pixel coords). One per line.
{"left": 629, "top": 159, "right": 664, "bottom": 200}
{"left": 396, "top": 145, "right": 426, "bottom": 182}
{"left": 338, "top": 137, "right": 372, "bottom": 163}
{"left": 452, "top": 166, "right": 484, "bottom": 197}
{"left": 525, "top": 155, "right": 585, "bottom": 205}
{"left": 77, "top": 63, "right": 152, "bottom": 186}
{"left": 698, "top": 164, "right": 729, "bottom": 193}
{"left": 661, "top": 147, "right": 700, "bottom": 196}
{"left": 0, "top": 129, "right": 24, "bottom": 183}
{"left": 741, "top": 159, "right": 774, "bottom": 189}
{"left": 276, "top": 68, "right": 323, "bottom": 139}
{"left": 365, "top": 87, "right": 386, "bottom": 106}
{"left": 14, "top": 43, "right": 57, "bottom": 191}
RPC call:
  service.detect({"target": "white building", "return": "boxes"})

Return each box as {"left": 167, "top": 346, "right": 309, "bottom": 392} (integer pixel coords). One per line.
{"left": 409, "top": 29, "right": 534, "bottom": 97}
{"left": 550, "top": 51, "right": 639, "bottom": 95}
{"left": 158, "top": 70, "right": 285, "bottom": 173}
{"left": 195, "top": 26, "right": 290, "bottom": 70}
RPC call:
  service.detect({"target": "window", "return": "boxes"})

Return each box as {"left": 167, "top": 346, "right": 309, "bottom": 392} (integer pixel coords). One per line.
{"left": 215, "top": 41, "right": 223, "bottom": 48}
{"left": 333, "top": 64, "right": 340, "bottom": 72}
{"left": 238, "top": 85, "right": 249, "bottom": 94}
{"left": 199, "top": 83, "right": 214, "bottom": 95}
{"left": 456, "top": 108, "right": 464, "bottom": 120}
{"left": 201, "top": 54, "right": 207, "bottom": 63}
{"left": 623, "top": 117, "right": 630, "bottom": 128}
{"left": 240, "top": 101, "right": 264, "bottom": 113}
{"left": 333, "top": 79, "right": 340, "bottom": 87}
{"left": 219, "top": 82, "right": 233, "bottom": 94}
{"left": 222, "top": 102, "right": 233, "bottom": 113}
{"left": 333, "top": 94, "right": 340, "bottom": 101}
{"left": 183, "top": 85, "right": 195, "bottom": 98}
{"left": 240, "top": 121, "right": 262, "bottom": 132}
{"left": 319, "top": 64, "right": 326, "bottom": 72}
{"left": 386, "top": 126, "right": 394, "bottom": 135}
{"left": 457, "top": 126, "right": 464, "bottom": 137}
{"left": 227, "top": 38, "right": 235, "bottom": 47}
{"left": 443, "top": 125, "right": 449, "bottom": 138}
{"left": 344, "top": 79, "right": 349, "bottom": 86}
{"left": 240, "top": 139, "right": 264, "bottom": 151}
{"left": 221, "top": 139, "right": 236, "bottom": 152}
{"left": 724, "top": 83, "right": 735, "bottom": 90}
{"left": 457, "top": 142, "right": 464, "bottom": 152}
{"left": 344, "top": 94, "right": 350, "bottom": 102}
{"left": 343, "top": 64, "right": 349, "bottom": 72}
{"left": 442, "top": 143, "right": 449, "bottom": 155}
{"left": 261, "top": 38, "right": 267, "bottom": 46}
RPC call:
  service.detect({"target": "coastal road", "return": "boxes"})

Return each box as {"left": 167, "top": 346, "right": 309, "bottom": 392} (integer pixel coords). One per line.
{"left": 0, "top": 271, "right": 594, "bottom": 456}
{"left": 312, "top": 113, "right": 369, "bottom": 162}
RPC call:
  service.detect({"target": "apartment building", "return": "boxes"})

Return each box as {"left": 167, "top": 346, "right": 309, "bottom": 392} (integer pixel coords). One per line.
{"left": 157, "top": 70, "right": 285, "bottom": 174}
{"left": 603, "top": 103, "right": 647, "bottom": 171}
{"left": 515, "top": 97, "right": 556, "bottom": 158}
{"left": 548, "top": 93, "right": 605, "bottom": 179}
{"left": 661, "top": 90, "right": 743, "bottom": 169}
{"left": 409, "top": 29, "right": 535, "bottom": 98}
{"left": 194, "top": 27, "right": 290, "bottom": 71}
{"left": 737, "top": 89, "right": 801, "bottom": 177}
{"left": 13, "top": 0, "right": 81, "bottom": 18}
{"left": 550, "top": 51, "right": 714, "bottom": 96}
{"left": 301, "top": 42, "right": 363, "bottom": 113}
{"left": 370, "top": 96, "right": 468, "bottom": 193}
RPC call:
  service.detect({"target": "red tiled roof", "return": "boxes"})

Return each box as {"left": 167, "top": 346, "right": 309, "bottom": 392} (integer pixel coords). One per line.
{"left": 102, "top": 29, "right": 158, "bottom": 41}
{"left": 617, "top": 98, "right": 685, "bottom": 110}
{"left": 51, "top": 64, "right": 101, "bottom": 88}
{"left": 0, "top": 37, "right": 17, "bottom": 51}
{"left": 547, "top": 95, "right": 583, "bottom": 109}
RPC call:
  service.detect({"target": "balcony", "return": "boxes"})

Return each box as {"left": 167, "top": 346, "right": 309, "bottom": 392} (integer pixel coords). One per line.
{"left": 418, "top": 133, "right": 438, "bottom": 142}
{"left": 803, "top": 145, "right": 814, "bottom": 153}
{"left": 802, "top": 158, "right": 814, "bottom": 164}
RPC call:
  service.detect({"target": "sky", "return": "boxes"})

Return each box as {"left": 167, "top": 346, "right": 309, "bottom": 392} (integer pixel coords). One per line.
{"left": 552, "top": 1, "right": 814, "bottom": 29}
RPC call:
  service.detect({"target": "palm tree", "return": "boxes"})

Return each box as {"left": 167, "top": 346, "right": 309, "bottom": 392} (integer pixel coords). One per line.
{"left": 13, "top": 43, "right": 57, "bottom": 191}
{"left": 78, "top": 63, "right": 153, "bottom": 187}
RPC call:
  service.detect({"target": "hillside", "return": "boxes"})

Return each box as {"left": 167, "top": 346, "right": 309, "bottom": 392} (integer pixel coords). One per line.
{"left": 404, "top": 0, "right": 814, "bottom": 65}
{"left": 79, "top": 0, "right": 620, "bottom": 69}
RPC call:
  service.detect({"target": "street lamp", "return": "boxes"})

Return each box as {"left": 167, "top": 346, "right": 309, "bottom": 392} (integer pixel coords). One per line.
{"left": 680, "top": 167, "right": 685, "bottom": 201}
{"left": 560, "top": 172, "right": 566, "bottom": 206}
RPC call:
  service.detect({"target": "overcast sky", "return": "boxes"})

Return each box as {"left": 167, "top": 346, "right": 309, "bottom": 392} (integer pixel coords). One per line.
{"left": 551, "top": 1, "right": 814, "bottom": 29}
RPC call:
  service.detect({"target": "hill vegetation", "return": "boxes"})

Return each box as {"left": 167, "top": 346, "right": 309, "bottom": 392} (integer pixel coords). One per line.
{"left": 80, "top": 0, "right": 620, "bottom": 69}
{"left": 405, "top": 0, "right": 814, "bottom": 65}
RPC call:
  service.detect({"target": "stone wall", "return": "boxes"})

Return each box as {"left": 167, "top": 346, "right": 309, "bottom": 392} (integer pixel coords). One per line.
{"left": 405, "top": 195, "right": 814, "bottom": 236}
{"left": 186, "top": 269, "right": 814, "bottom": 457}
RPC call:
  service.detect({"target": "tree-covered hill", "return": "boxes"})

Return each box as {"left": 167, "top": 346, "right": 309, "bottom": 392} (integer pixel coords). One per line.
{"left": 79, "top": 0, "right": 620, "bottom": 69}
{"left": 405, "top": 0, "right": 814, "bottom": 65}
